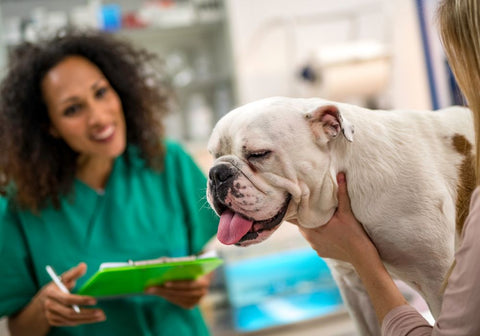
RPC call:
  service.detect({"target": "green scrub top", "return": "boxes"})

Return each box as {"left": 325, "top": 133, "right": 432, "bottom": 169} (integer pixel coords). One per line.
{"left": 0, "top": 141, "right": 219, "bottom": 336}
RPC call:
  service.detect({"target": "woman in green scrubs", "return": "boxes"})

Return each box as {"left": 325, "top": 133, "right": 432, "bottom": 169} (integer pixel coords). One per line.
{"left": 0, "top": 29, "right": 219, "bottom": 336}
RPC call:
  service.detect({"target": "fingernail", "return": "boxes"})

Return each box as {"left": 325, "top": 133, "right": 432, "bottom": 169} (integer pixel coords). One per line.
{"left": 337, "top": 173, "right": 345, "bottom": 183}
{"left": 95, "top": 312, "right": 106, "bottom": 320}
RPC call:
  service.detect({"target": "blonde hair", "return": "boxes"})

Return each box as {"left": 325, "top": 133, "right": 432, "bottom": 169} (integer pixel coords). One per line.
{"left": 437, "top": 0, "right": 480, "bottom": 185}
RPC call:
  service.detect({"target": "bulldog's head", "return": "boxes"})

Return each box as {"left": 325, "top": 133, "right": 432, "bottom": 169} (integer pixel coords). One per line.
{"left": 207, "top": 97, "right": 354, "bottom": 246}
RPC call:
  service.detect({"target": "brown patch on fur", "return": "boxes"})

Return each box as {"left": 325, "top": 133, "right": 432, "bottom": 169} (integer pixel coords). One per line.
{"left": 452, "top": 134, "right": 475, "bottom": 237}
{"left": 442, "top": 134, "right": 476, "bottom": 293}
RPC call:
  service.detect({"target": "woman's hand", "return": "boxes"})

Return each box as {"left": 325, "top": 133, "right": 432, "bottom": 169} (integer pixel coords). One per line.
{"left": 299, "top": 173, "right": 409, "bottom": 323}
{"left": 145, "top": 272, "right": 214, "bottom": 309}
{"left": 298, "top": 172, "right": 379, "bottom": 265}
{"left": 37, "top": 262, "right": 106, "bottom": 326}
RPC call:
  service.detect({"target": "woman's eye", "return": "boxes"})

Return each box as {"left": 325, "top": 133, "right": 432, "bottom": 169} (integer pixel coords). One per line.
{"left": 63, "top": 104, "right": 82, "bottom": 116}
{"left": 95, "top": 87, "right": 108, "bottom": 98}
{"left": 248, "top": 150, "right": 272, "bottom": 160}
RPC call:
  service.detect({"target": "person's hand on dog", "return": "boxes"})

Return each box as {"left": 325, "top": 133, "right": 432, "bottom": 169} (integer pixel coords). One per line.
{"left": 145, "top": 272, "right": 214, "bottom": 309}
{"left": 298, "top": 172, "right": 380, "bottom": 265}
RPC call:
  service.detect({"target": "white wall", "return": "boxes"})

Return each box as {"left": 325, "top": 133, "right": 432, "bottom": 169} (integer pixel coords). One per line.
{"left": 391, "top": 0, "right": 431, "bottom": 110}
{"left": 225, "top": 0, "right": 432, "bottom": 110}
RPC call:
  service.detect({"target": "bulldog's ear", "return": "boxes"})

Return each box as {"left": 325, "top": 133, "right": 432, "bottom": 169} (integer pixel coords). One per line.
{"left": 305, "top": 105, "right": 354, "bottom": 144}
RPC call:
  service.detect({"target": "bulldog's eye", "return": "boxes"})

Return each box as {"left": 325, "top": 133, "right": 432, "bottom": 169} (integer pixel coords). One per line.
{"left": 247, "top": 150, "right": 272, "bottom": 161}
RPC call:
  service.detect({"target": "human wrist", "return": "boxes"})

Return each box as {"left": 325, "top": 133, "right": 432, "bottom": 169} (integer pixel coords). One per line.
{"left": 9, "top": 291, "right": 50, "bottom": 336}
{"left": 349, "top": 244, "right": 408, "bottom": 323}
{"left": 349, "top": 239, "right": 381, "bottom": 269}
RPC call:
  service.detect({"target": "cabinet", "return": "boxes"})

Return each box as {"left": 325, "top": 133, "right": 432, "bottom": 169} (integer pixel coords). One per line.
{"left": 0, "top": 0, "right": 236, "bottom": 143}
{"left": 120, "top": 21, "right": 235, "bottom": 142}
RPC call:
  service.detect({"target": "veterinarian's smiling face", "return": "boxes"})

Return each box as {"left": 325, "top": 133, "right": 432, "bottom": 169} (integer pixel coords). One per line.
{"left": 42, "top": 55, "right": 126, "bottom": 162}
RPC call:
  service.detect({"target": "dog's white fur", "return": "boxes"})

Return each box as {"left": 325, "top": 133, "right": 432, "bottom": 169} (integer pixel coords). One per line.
{"left": 206, "top": 97, "right": 474, "bottom": 335}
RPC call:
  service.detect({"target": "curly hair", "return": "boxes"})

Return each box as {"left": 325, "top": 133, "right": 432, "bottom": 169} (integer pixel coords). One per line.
{"left": 0, "top": 29, "right": 171, "bottom": 211}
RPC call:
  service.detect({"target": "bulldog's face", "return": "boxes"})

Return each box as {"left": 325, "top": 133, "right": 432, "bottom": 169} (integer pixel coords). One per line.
{"left": 207, "top": 97, "right": 354, "bottom": 246}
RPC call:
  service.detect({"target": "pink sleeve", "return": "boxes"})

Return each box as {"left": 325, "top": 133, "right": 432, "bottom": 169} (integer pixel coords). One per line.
{"left": 382, "top": 187, "right": 480, "bottom": 336}
{"left": 382, "top": 305, "right": 433, "bottom": 335}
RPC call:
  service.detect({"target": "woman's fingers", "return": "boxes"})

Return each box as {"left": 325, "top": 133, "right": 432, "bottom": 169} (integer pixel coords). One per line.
{"left": 45, "top": 305, "right": 106, "bottom": 326}
{"left": 146, "top": 287, "right": 206, "bottom": 309}
{"left": 336, "top": 172, "right": 352, "bottom": 214}
{"left": 43, "top": 290, "right": 105, "bottom": 326}
{"left": 158, "top": 294, "right": 202, "bottom": 309}
{"left": 60, "top": 262, "right": 87, "bottom": 290}
{"left": 163, "top": 273, "right": 212, "bottom": 290}
{"left": 40, "top": 263, "right": 105, "bottom": 327}
{"left": 148, "top": 285, "right": 208, "bottom": 298}
{"left": 145, "top": 274, "right": 213, "bottom": 309}
{"left": 152, "top": 286, "right": 206, "bottom": 309}
{"left": 51, "top": 291, "right": 97, "bottom": 308}
{"left": 43, "top": 274, "right": 96, "bottom": 308}
{"left": 146, "top": 278, "right": 209, "bottom": 298}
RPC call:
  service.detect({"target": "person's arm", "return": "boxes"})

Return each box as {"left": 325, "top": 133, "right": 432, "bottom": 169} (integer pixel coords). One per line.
{"left": 301, "top": 173, "right": 480, "bottom": 336}
{"left": 8, "top": 293, "right": 50, "bottom": 336}
{"left": 298, "top": 172, "right": 407, "bottom": 324}
{"left": 382, "top": 186, "right": 480, "bottom": 335}
{"left": 8, "top": 263, "right": 105, "bottom": 336}
{"left": 348, "top": 239, "right": 408, "bottom": 322}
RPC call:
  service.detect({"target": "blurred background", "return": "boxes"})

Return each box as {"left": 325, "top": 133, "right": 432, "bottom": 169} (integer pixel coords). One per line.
{"left": 0, "top": 0, "right": 456, "bottom": 335}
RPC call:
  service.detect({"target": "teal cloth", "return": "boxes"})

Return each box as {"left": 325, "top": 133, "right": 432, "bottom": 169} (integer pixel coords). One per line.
{"left": 0, "top": 141, "right": 219, "bottom": 336}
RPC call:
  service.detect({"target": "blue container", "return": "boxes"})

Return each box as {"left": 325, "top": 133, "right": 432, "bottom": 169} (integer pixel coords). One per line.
{"left": 223, "top": 248, "right": 344, "bottom": 332}
{"left": 101, "top": 4, "right": 121, "bottom": 31}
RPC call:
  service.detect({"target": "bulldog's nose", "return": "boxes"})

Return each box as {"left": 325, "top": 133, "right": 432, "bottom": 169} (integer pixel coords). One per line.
{"left": 209, "top": 164, "right": 234, "bottom": 185}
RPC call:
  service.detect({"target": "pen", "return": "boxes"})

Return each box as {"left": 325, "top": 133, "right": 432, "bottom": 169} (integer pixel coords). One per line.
{"left": 45, "top": 265, "right": 81, "bottom": 313}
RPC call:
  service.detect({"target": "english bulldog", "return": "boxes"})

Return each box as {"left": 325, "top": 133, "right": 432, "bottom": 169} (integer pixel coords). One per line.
{"left": 206, "top": 97, "right": 475, "bottom": 335}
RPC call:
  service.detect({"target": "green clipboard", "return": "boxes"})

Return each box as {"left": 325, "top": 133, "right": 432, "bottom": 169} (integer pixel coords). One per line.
{"left": 76, "top": 255, "right": 223, "bottom": 298}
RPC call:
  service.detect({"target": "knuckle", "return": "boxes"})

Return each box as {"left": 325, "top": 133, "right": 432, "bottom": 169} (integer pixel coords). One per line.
{"left": 44, "top": 285, "right": 55, "bottom": 295}
{"left": 66, "top": 309, "right": 77, "bottom": 318}
{"left": 44, "top": 299, "right": 53, "bottom": 310}
{"left": 45, "top": 314, "right": 56, "bottom": 326}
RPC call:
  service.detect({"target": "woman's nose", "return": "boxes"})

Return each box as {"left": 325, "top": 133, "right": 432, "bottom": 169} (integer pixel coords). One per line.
{"left": 87, "top": 102, "right": 109, "bottom": 126}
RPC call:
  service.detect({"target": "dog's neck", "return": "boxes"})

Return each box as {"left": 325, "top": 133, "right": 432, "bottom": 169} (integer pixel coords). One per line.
{"left": 332, "top": 108, "right": 402, "bottom": 188}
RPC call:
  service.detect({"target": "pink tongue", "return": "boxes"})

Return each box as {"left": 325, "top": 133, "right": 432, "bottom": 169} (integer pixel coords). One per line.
{"left": 217, "top": 209, "right": 254, "bottom": 245}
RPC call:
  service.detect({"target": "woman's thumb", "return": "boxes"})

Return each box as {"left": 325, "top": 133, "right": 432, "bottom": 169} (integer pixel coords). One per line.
{"left": 336, "top": 172, "right": 352, "bottom": 213}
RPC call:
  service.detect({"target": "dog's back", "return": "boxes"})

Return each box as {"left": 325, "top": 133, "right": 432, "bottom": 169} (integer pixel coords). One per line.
{"left": 327, "top": 103, "right": 474, "bottom": 319}
{"left": 337, "top": 105, "right": 474, "bottom": 241}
